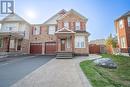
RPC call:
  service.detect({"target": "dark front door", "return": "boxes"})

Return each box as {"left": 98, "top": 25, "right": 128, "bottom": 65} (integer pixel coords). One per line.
{"left": 61, "top": 39, "right": 65, "bottom": 51}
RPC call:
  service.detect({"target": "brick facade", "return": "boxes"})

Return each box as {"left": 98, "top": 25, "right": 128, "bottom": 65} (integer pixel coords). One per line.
{"left": 115, "top": 11, "right": 130, "bottom": 53}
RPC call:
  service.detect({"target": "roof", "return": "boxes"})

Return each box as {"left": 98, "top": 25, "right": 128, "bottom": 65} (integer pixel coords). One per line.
{"left": 43, "top": 9, "right": 88, "bottom": 24}
{"left": 115, "top": 11, "right": 130, "bottom": 21}
{"left": 43, "top": 9, "right": 67, "bottom": 24}
{"left": 0, "top": 13, "right": 30, "bottom": 25}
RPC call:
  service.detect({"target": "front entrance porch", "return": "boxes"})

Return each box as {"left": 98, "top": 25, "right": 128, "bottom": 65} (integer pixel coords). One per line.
{"left": 0, "top": 32, "right": 24, "bottom": 52}
{"left": 55, "top": 27, "right": 75, "bottom": 58}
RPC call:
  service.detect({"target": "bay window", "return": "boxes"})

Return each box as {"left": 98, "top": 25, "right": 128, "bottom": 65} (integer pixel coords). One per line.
{"left": 75, "top": 36, "right": 85, "bottom": 48}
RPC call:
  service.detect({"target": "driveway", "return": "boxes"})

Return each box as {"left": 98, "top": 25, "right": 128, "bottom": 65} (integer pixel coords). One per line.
{"left": 11, "top": 56, "right": 98, "bottom": 87}
{"left": 0, "top": 55, "right": 54, "bottom": 87}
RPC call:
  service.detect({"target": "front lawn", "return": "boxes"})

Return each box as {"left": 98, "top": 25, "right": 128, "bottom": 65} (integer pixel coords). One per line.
{"left": 80, "top": 54, "right": 130, "bottom": 87}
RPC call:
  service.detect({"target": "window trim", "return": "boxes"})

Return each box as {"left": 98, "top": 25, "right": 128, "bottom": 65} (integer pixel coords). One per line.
{"left": 127, "top": 17, "right": 130, "bottom": 27}
{"left": 64, "top": 21, "right": 69, "bottom": 28}
{"left": 119, "top": 19, "right": 123, "bottom": 28}
{"left": 75, "top": 21, "right": 80, "bottom": 30}
{"left": 48, "top": 25, "right": 56, "bottom": 35}
{"left": 120, "top": 37, "right": 126, "bottom": 48}
{"left": 33, "top": 26, "right": 41, "bottom": 35}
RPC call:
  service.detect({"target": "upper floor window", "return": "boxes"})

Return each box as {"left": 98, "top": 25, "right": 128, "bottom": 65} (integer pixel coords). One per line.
{"left": 76, "top": 21, "right": 80, "bottom": 30}
{"left": 33, "top": 26, "right": 40, "bottom": 35}
{"left": 127, "top": 17, "right": 130, "bottom": 27}
{"left": 0, "top": 37, "right": 3, "bottom": 48}
{"left": 64, "top": 21, "right": 69, "bottom": 28}
{"left": 119, "top": 19, "right": 123, "bottom": 28}
{"left": 48, "top": 25, "right": 56, "bottom": 35}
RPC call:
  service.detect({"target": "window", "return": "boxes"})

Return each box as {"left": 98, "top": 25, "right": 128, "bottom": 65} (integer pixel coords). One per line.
{"left": 64, "top": 21, "right": 69, "bottom": 28}
{"left": 75, "top": 36, "right": 85, "bottom": 48}
{"left": 5, "top": 23, "right": 17, "bottom": 32}
{"left": 66, "top": 37, "right": 70, "bottom": 48}
{"left": 33, "top": 26, "right": 40, "bottom": 35}
{"left": 120, "top": 37, "right": 126, "bottom": 48}
{"left": 76, "top": 21, "right": 80, "bottom": 30}
{"left": 10, "top": 40, "right": 15, "bottom": 48}
{"left": 0, "top": 37, "right": 3, "bottom": 48}
{"left": 127, "top": 17, "right": 130, "bottom": 27}
{"left": 119, "top": 19, "right": 123, "bottom": 28}
{"left": 48, "top": 26, "right": 56, "bottom": 35}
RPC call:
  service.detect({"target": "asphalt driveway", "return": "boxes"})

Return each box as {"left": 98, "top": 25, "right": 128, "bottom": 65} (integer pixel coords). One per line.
{"left": 0, "top": 55, "right": 54, "bottom": 87}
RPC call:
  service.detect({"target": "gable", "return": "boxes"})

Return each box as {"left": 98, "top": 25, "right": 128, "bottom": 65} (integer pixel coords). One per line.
{"left": 1, "top": 13, "right": 30, "bottom": 24}
{"left": 55, "top": 27, "right": 75, "bottom": 33}
{"left": 43, "top": 9, "right": 67, "bottom": 24}
{"left": 57, "top": 9, "right": 87, "bottom": 21}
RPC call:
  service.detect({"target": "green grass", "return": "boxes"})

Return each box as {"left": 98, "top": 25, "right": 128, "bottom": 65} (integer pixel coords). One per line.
{"left": 80, "top": 54, "right": 130, "bottom": 87}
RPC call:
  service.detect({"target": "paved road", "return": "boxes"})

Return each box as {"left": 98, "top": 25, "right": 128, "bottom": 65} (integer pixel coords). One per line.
{"left": 0, "top": 55, "right": 54, "bottom": 87}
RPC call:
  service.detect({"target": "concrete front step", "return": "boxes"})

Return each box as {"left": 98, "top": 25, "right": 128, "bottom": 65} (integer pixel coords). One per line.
{"left": 56, "top": 52, "right": 73, "bottom": 59}
{"left": 56, "top": 57, "right": 73, "bottom": 59}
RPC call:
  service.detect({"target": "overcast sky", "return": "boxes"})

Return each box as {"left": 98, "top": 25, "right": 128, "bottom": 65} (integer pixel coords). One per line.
{"left": 1, "top": 0, "right": 130, "bottom": 40}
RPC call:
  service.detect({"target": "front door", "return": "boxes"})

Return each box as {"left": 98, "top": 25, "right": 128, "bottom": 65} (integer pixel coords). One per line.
{"left": 61, "top": 39, "right": 65, "bottom": 51}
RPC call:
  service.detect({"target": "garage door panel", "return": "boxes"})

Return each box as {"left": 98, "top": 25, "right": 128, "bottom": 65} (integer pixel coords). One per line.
{"left": 30, "top": 43, "right": 42, "bottom": 54}
{"left": 45, "top": 42, "right": 56, "bottom": 54}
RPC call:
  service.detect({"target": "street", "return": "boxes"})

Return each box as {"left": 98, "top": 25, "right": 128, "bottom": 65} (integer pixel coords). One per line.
{"left": 0, "top": 55, "right": 54, "bottom": 87}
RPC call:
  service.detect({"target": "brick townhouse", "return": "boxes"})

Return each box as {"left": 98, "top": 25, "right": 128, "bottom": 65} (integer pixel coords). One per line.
{"left": 0, "top": 14, "right": 31, "bottom": 53}
{"left": 115, "top": 11, "right": 130, "bottom": 53}
{"left": 0, "top": 9, "right": 90, "bottom": 57}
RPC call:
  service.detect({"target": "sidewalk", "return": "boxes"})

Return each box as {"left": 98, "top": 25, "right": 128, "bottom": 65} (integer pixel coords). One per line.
{"left": 11, "top": 55, "right": 101, "bottom": 87}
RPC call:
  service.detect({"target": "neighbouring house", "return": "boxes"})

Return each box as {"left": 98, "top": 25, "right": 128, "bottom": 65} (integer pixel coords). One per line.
{"left": 115, "top": 11, "right": 130, "bottom": 53}
{"left": 89, "top": 39, "right": 106, "bottom": 54}
{"left": 0, "top": 14, "right": 31, "bottom": 54}
{"left": 0, "top": 9, "right": 90, "bottom": 57}
{"left": 30, "top": 9, "right": 90, "bottom": 57}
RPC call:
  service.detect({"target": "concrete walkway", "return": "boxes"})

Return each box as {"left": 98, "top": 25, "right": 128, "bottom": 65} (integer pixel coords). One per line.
{"left": 11, "top": 54, "right": 101, "bottom": 87}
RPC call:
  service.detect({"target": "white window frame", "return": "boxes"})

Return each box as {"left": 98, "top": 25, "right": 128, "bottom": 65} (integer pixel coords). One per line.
{"left": 76, "top": 21, "right": 80, "bottom": 30}
{"left": 120, "top": 37, "right": 126, "bottom": 48}
{"left": 48, "top": 25, "right": 56, "bottom": 35}
{"left": 119, "top": 19, "right": 123, "bottom": 28}
{"left": 75, "top": 36, "right": 85, "bottom": 48}
{"left": 10, "top": 40, "right": 15, "bottom": 48}
{"left": 0, "top": 37, "right": 3, "bottom": 48}
{"left": 64, "top": 21, "right": 69, "bottom": 28}
{"left": 127, "top": 17, "right": 130, "bottom": 27}
{"left": 33, "top": 26, "right": 40, "bottom": 35}
{"left": 66, "top": 37, "right": 70, "bottom": 48}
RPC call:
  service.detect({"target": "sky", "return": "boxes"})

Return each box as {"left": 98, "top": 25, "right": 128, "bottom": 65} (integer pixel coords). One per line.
{"left": 1, "top": 0, "right": 130, "bottom": 41}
